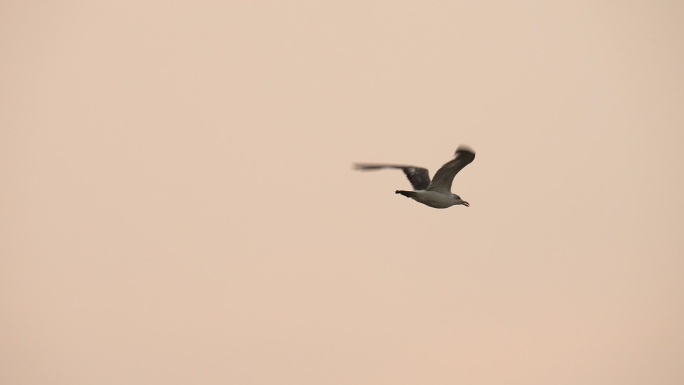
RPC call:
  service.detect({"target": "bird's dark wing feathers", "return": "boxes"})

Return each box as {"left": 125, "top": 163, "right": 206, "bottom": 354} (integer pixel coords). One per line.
{"left": 353, "top": 163, "right": 431, "bottom": 190}
{"left": 426, "top": 146, "right": 476, "bottom": 193}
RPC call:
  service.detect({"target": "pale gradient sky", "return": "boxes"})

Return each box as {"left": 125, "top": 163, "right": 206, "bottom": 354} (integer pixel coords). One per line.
{"left": 2, "top": 1, "right": 683, "bottom": 384}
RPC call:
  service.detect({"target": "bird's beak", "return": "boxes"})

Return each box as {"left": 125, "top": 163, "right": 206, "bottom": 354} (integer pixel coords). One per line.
{"left": 462, "top": 201, "right": 470, "bottom": 207}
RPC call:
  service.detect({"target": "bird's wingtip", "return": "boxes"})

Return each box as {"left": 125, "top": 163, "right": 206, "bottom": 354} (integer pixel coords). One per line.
{"left": 456, "top": 144, "right": 475, "bottom": 153}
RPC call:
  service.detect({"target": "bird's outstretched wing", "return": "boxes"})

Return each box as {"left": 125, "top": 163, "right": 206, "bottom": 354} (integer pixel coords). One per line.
{"left": 426, "top": 146, "right": 475, "bottom": 194}
{"left": 353, "top": 163, "right": 431, "bottom": 190}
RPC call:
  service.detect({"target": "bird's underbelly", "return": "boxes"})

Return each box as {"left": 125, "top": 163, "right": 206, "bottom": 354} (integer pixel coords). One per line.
{"left": 411, "top": 190, "right": 454, "bottom": 209}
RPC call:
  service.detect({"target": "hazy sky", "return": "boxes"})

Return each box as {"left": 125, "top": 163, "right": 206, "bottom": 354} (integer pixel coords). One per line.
{"left": 2, "top": 1, "right": 683, "bottom": 384}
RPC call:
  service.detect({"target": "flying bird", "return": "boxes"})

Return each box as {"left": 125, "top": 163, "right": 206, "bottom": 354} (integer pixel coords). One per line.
{"left": 354, "top": 145, "right": 475, "bottom": 209}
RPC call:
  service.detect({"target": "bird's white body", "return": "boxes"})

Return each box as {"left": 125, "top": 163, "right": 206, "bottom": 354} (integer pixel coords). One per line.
{"left": 408, "top": 190, "right": 461, "bottom": 209}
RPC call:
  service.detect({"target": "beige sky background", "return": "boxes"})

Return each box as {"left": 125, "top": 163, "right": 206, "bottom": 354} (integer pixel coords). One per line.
{"left": 2, "top": 1, "right": 683, "bottom": 384}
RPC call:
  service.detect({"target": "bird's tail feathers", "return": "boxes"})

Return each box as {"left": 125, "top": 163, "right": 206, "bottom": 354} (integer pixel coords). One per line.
{"left": 395, "top": 190, "right": 417, "bottom": 198}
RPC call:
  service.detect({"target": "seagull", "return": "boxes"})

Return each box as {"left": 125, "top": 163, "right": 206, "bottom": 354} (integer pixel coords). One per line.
{"left": 354, "top": 145, "right": 475, "bottom": 209}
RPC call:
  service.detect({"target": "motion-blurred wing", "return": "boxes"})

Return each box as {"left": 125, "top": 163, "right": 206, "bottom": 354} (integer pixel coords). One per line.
{"left": 353, "top": 163, "right": 431, "bottom": 190}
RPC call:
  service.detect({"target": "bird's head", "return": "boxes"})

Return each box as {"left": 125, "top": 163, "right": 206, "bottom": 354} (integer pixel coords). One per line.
{"left": 453, "top": 194, "right": 469, "bottom": 207}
